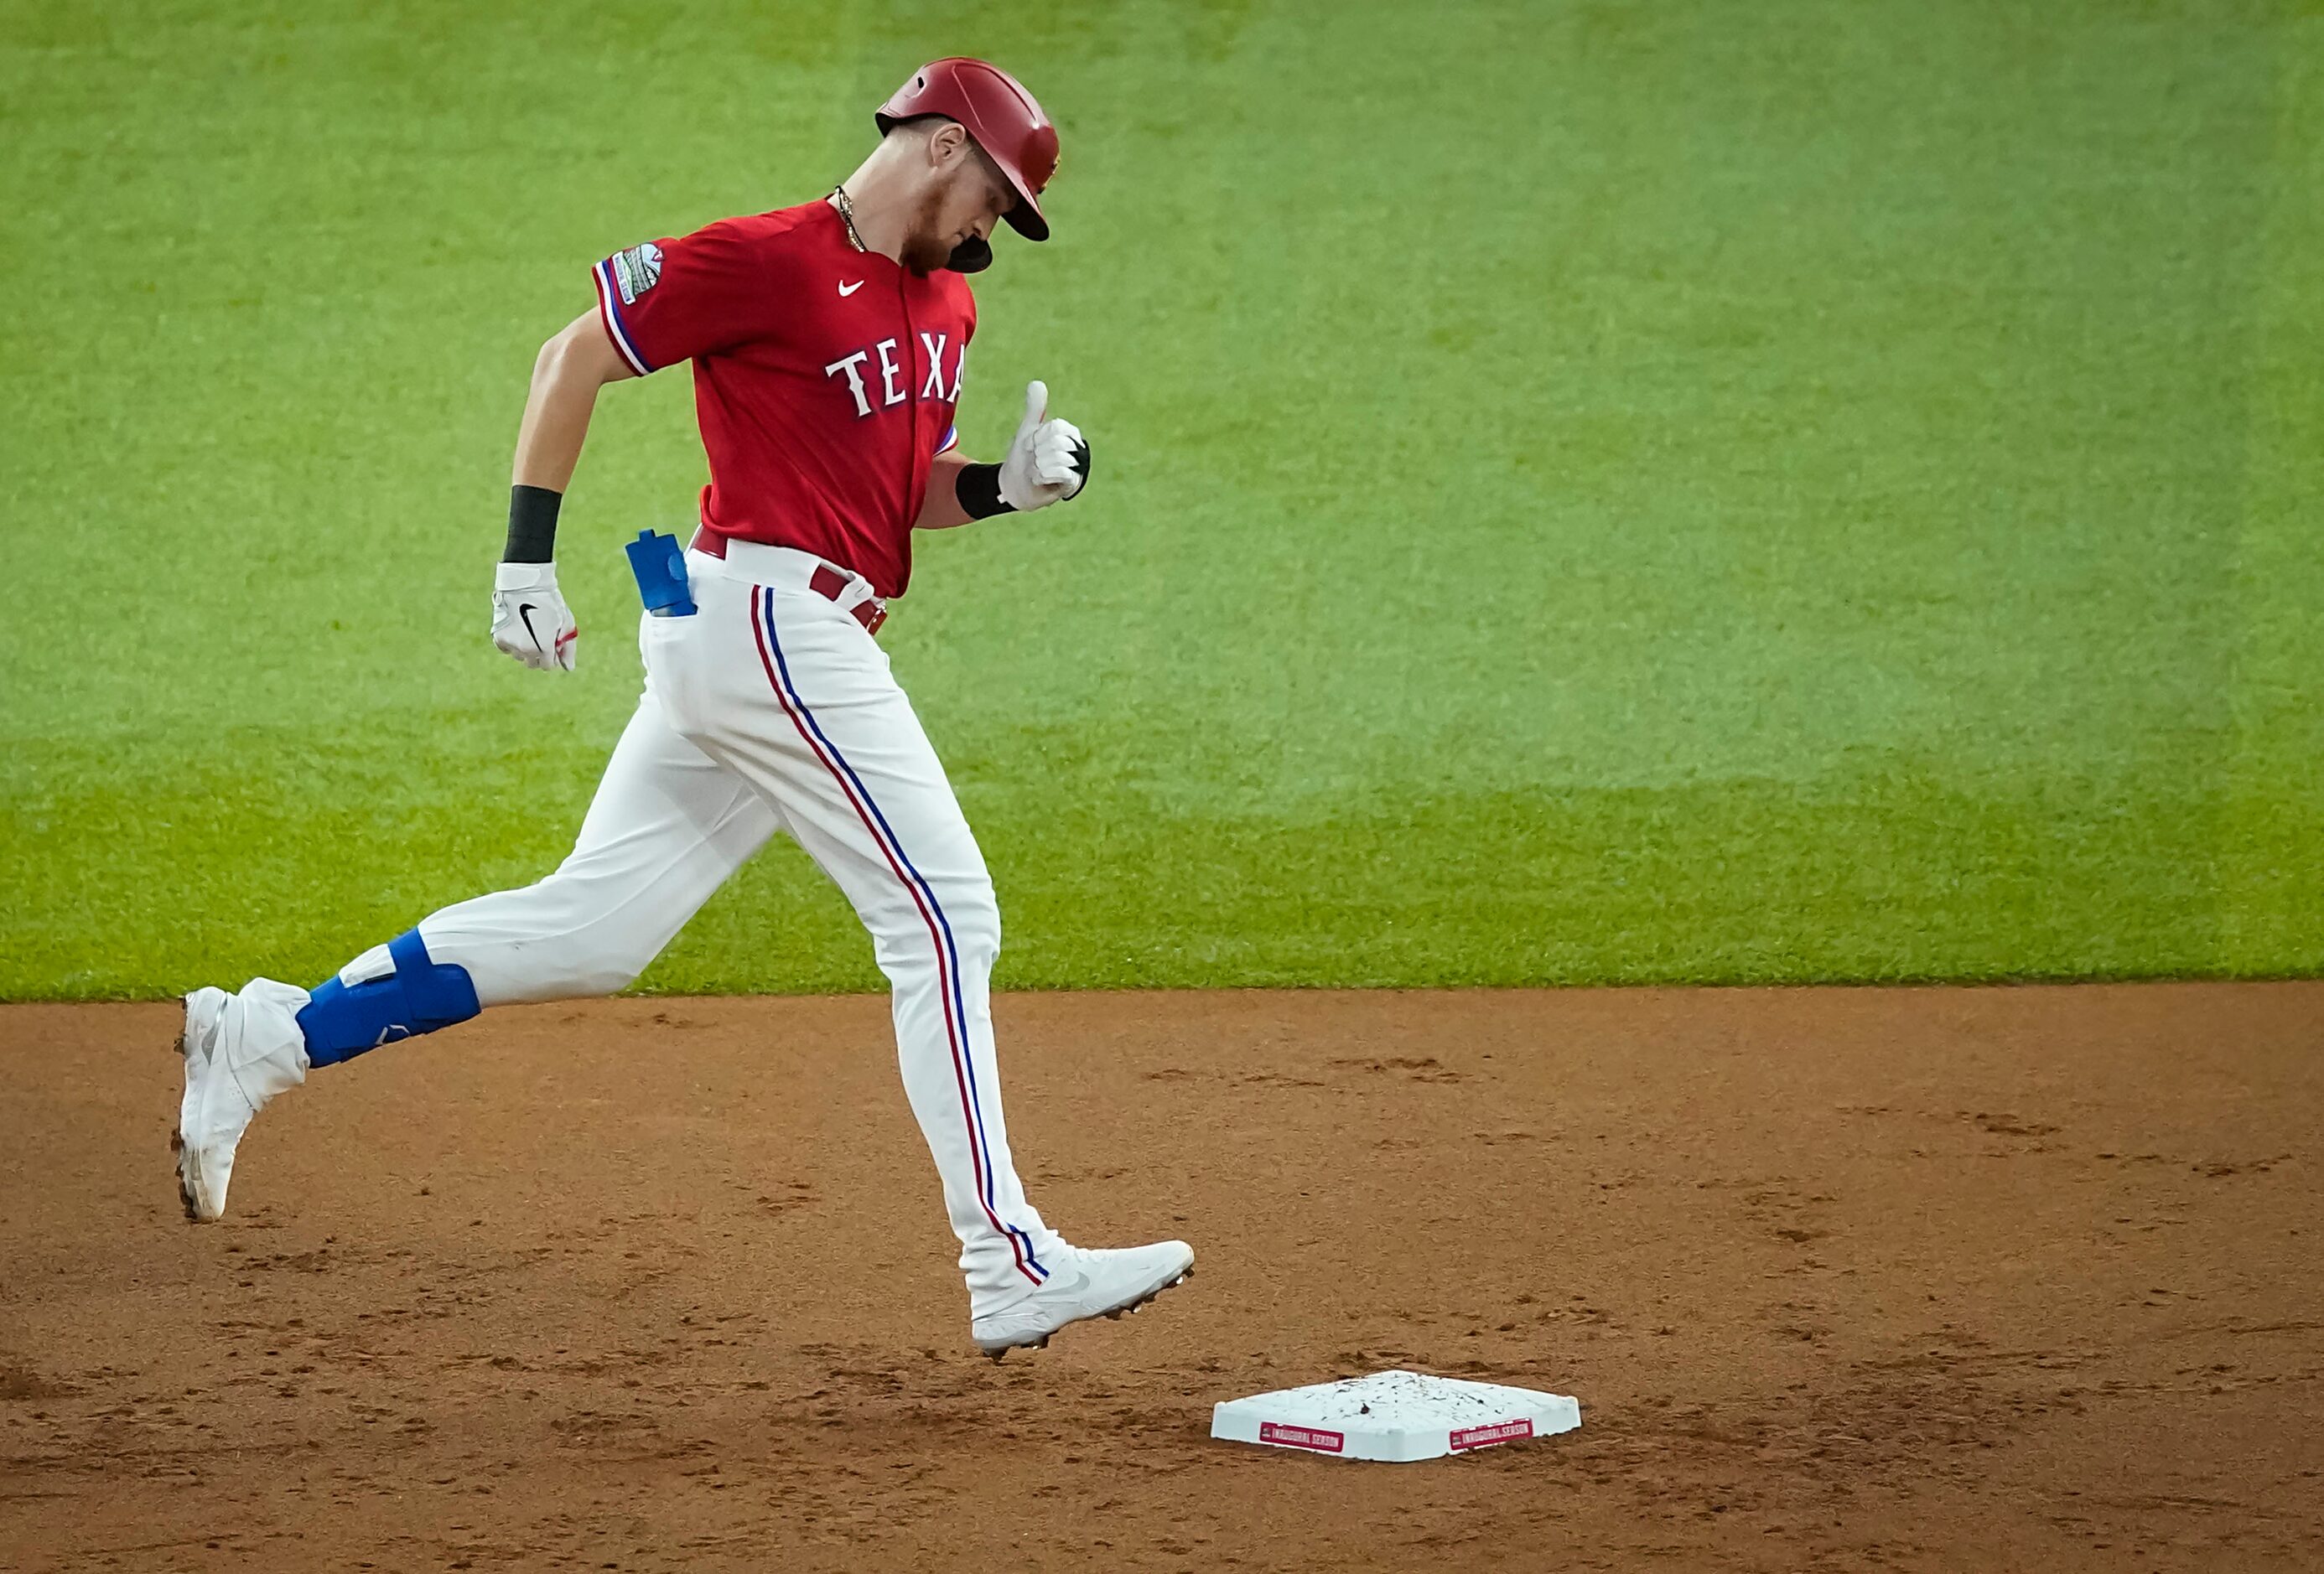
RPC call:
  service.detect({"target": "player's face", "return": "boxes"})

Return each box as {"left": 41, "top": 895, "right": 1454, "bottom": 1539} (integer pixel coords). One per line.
{"left": 901, "top": 141, "right": 1018, "bottom": 276}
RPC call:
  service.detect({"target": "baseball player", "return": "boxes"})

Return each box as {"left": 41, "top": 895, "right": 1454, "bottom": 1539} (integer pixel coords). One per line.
{"left": 172, "top": 59, "right": 1193, "bottom": 1358}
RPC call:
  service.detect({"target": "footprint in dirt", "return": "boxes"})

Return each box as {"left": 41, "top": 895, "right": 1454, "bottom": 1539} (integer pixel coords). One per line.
{"left": 0, "top": 1361, "right": 75, "bottom": 1401}
{"left": 1328, "top": 1055, "right": 1467, "bottom": 1084}
{"left": 755, "top": 1182, "right": 818, "bottom": 1216}
{"left": 1964, "top": 1111, "right": 2062, "bottom": 1138}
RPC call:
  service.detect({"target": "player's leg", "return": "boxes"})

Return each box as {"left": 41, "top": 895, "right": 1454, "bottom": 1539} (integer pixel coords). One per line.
{"left": 661, "top": 562, "right": 1190, "bottom": 1349}
{"left": 340, "top": 694, "right": 781, "bottom": 1013}
{"left": 174, "top": 689, "right": 779, "bottom": 1219}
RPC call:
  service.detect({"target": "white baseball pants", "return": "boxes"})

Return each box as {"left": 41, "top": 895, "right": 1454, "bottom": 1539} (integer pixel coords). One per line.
{"left": 340, "top": 545, "right": 1062, "bottom": 1302}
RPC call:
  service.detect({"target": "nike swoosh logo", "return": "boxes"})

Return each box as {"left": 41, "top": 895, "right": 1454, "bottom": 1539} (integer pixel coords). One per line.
{"left": 838, "top": 280, "right": 864, "bottom": 297}
{"left": 517, "top": 602, "right": 542, "bottom": 648}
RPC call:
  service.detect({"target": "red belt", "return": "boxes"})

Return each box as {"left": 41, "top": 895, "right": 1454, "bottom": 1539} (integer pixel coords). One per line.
{"left": 692, "top": 530, "right": 886, "bottom": 634}
{"left": 809, "top": 563, "right": 887, "bottom": 634}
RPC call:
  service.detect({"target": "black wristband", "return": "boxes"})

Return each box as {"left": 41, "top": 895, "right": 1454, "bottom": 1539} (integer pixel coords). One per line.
{"left": 504, "top": 484, "right": 563, "bottom": 562}
{"left": 955, "top": 462, "right": 1014, "bottom": 520}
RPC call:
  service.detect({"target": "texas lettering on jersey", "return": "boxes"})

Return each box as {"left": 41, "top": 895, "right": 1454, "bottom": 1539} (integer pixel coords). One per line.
{"left": 823, "top": 332, "right": 967, "bottom": 419}
{"left": 590, "top": 199, "right": 978, "bottom": 598}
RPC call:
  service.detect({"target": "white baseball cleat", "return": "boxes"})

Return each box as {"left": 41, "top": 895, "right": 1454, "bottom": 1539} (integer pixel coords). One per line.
{"left": 972, "top": 1240, "right": 1196, "bottom": 1359}
{"left": 173, "top": 983, "right": 309, "bottom": 1222}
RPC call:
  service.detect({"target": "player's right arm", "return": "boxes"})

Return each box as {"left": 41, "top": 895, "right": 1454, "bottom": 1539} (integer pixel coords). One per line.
{"left": 491, "top": 223, "right": 784, "bottom": 674}
{"left": 514, "top": 308, "right": 635, "bottom": 493}
{"left": 490, "top": 309, "right": 636, "bottom": 673}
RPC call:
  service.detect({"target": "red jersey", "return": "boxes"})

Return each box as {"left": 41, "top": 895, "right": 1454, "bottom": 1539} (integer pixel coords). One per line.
{"left": 590, "top": 199, "right": 974, "bottom": 598}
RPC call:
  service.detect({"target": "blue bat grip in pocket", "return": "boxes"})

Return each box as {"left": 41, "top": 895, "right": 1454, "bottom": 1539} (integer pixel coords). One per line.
{"left": 625, "top": 530, "right": 696, "bottom": 617}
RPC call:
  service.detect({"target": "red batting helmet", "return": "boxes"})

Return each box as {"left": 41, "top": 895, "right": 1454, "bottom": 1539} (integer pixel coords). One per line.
{"left": 875, "top": 58, "right": 1058, "bottom": 241}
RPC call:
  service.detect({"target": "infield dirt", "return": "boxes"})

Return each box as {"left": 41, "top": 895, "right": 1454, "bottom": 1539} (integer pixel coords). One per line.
{"left": 3, "top": 985, "right": 2319, "bottom": 1571}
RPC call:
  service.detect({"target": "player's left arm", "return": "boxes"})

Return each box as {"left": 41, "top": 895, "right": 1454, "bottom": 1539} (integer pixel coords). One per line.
{"left": 916, "top": 451, "right": 980, "bottom": 531}
{"left": 916, "top": 380, "right": 1091, "bottom": 531}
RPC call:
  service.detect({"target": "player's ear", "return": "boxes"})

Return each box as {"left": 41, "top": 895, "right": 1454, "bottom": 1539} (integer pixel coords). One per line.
{"left": 928, "top": 119, "right": 967, "bottom": 169}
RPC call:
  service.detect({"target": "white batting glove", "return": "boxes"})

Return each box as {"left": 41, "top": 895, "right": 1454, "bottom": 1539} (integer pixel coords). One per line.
{"left": 490, "top": 561, "right": 578, "bottom": 672}
{"left": 998, "top": 380, "right": 1092, "bottom": 512}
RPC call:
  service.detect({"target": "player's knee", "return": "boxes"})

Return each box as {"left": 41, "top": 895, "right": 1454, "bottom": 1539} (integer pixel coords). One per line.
{"left": 563, "top": 945, "right": 651, "bottom": 997}
{"left": 935, "top": 877, "right": 1001, "bottom": 963}
{"left": 870, "top": 873, "right": 999, "bottom": 978}
{"left": 530, "top": 909, "right": 656, "bottom": 997}
{"left": 520, "top": 872, "right": 668, "bottom": 996}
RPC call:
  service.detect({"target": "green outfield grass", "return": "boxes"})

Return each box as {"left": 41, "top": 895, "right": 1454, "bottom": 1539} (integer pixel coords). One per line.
{"left": 4, "top": 1, "right": 2320, "bottom": 997}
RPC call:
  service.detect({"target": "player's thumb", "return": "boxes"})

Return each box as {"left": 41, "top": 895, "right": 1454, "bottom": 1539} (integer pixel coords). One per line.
{"left": 1016, "top": 380, "right": 1048, "bottom": 439}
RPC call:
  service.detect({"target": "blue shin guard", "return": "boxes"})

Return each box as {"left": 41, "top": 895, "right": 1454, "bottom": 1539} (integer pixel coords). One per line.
{"left": 296, "top": 928, "right": 480, "bottom": 1068}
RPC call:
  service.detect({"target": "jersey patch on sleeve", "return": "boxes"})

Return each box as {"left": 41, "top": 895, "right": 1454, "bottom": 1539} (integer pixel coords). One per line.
{"left": 609, "top": 241, "right": 663, "bottom": 305}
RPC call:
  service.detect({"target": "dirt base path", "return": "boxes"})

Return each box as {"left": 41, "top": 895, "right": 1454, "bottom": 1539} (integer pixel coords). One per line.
{"left": 3, "top": 986, "right": 2320, "bottom": 1571}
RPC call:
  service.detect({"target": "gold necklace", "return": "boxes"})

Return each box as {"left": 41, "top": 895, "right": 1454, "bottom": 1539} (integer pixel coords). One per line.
{"left": 831, "top": 184, "right": 868, "bottom": 252}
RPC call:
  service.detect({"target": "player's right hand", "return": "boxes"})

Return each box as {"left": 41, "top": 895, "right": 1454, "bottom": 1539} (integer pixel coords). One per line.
{"left": 490, "top": 561, "right": 578, "bottom": 672}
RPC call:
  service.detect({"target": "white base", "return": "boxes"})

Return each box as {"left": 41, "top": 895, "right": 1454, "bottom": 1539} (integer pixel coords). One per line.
{"left": 1211, "top": 1369, "right": 1581, "bottom": 1463}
